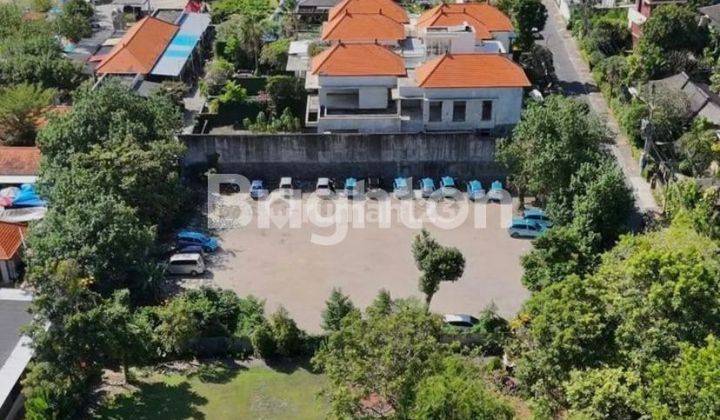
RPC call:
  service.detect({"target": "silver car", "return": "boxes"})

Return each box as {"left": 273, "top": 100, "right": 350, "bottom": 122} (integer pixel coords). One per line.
{"left": 279, "top": 177, "right": 294, "bottom": 199}
{"left": 316, "top": 177, "right": 335, "bottom": 199}
{"left": 167, "top": 253, "right": 205, "bottom": 276}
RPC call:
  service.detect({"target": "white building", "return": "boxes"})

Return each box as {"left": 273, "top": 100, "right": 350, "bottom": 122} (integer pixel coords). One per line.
{"left": 306, "top": 43, "right": 530, "bottom": 133}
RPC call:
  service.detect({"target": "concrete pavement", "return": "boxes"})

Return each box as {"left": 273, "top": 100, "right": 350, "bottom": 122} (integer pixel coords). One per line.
{"left": 539, "top": 0, "right": 659, "bottom": 214}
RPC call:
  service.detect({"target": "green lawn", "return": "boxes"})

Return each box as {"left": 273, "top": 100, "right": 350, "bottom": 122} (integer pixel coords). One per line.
{"left": 95, "top": 361, "right": 328, "bottom": 420}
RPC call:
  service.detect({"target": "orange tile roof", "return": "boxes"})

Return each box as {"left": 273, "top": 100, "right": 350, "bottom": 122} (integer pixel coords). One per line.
{"left": 96, "top": 16, "right": 179, "bottom": 75}
{"left": 328, "top": 0, "right": 409, "bottom": 23}
{"left": 321, "top": 11, "right": 405, "bottom": 42}
{"left": 0, "top": 147, "right": 41, "bottom": 176}
{"left": 415, "top": 53, "right": 530, "bottom": 88}
{"left": 35, "top": 105, "right": 71, "bottom": 129}
{"left": 418, "top": 3, "right": 513, "bottom": 39}
{"left": 311, "top": 43, "right": 406, "bottom": 76}
{"left": 0, "top": 222, "right": 26, "bottom": 260}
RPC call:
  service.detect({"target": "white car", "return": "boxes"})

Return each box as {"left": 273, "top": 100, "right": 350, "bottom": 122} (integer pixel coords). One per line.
{"left": 443, "top": 314, "right": 479, "bottom": 329}
{"left": 167, "top": 253, "right": 205, "bottom": 276}
{"left": 279, "top": 177, "right": 294, "bottom": 199}
{"left": 316, "top": 177, "right": 335, "bottom": 199}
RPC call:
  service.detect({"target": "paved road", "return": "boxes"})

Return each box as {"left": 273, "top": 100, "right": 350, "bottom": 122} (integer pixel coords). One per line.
{"left": 539, "top": 0, "right": 660, "bottom": 215}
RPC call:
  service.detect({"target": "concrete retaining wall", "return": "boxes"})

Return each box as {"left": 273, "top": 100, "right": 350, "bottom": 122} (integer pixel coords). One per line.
{"left": 181, "top": 132, "right": 503, "bottom": 186}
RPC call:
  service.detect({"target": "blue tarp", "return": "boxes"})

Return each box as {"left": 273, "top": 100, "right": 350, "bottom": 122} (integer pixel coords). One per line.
{"left": 150, "top": 13, "right": 210, "bottom": 77}
{"left": 490, "top": 180, "right": 503, "bottom": 191}
{"left": 12, "top": 184, "right": 46, "bottom": 208}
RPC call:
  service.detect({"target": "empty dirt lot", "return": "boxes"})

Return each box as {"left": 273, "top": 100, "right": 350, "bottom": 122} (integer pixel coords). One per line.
{"left": 191, "top": 193, "right": 532, "bottom": 333}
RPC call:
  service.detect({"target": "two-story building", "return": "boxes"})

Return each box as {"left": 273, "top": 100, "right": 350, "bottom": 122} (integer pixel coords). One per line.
{"left": 628, "top": 0, "right": 686, "bottom": 45}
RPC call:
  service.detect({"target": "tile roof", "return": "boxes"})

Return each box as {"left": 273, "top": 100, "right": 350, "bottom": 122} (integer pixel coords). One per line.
{"left": 328, "top": 0, "right": 409, "bottom": 23}
{"left": 0, "top": 223, "right": 26, "bottom": 260}
{"left": 95, "top": 16, "right": 179, "bottom": 75}
{"left": 418, "top": 3, "right": 513, "bottom": 39}
{"left": 0, "top": 147, "right": 40, "bottom": 176}
{"left": 311, "top": 42, "right": 406, "bottom": 76}
{"left": 321, "top": 11, "right": 405, "bottom": 42}
{"left": 415, "top": 53, "right": 530, "bottom": 88}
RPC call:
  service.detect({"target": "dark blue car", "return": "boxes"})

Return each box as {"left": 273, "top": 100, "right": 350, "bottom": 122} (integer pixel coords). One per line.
{"left": 176, "top": 231, "right": 219, "bottom": 252}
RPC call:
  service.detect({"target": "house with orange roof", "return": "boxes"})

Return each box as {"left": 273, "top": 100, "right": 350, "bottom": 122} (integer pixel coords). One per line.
{"left": 321, "top": 11, "right": 406, "bottom": 45}
{"left": 0, "top": 147, "right": 41, "bottom": 185}
{"left": 415, "top": 3, "right": 516, "bottom": 54}
{"left": 328, "top": 0, "right": 409, "bottom": 23}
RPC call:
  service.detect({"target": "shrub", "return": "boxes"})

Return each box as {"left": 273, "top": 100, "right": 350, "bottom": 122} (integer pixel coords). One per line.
{"left": 469, "top": 305, "right": 511, "bottom": 356}
{"left": 269, "top": 306, "right": 304, "bottom": 357}
{"left": 251, "top": 321, "right": 277, "bottom": 358}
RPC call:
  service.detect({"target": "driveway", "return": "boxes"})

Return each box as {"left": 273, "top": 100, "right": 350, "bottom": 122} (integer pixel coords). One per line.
{"left": 539, "top": 0, "right": 659, "bottom": 215}
{"left": 183, "top": 194, "right": 532, "bottom": 333}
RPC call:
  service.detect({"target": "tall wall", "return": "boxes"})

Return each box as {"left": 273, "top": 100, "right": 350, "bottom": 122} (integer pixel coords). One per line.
{"left": 181, "top": 132, "right": 503, "bottom": 187}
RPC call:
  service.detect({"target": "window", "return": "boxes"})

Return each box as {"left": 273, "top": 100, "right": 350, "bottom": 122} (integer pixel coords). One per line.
{"left": 429, "top": 101, "right": 442, "bottom": 122}
{"left": 452, "top": 101, "right": 466, "bottom": 122}
{"left": 481, "top": 100, "right": 493, "bottom": 121}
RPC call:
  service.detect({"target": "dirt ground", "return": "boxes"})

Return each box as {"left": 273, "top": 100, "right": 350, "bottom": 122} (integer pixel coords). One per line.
{"left": 183, "top": 193, "right": 532, "bottom": 333}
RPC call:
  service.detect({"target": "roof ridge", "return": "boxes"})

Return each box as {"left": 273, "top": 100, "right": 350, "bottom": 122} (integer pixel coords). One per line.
{"left": 418, "top": 54, "right": 448, "bottom": 87}
{"left": 313, "top": 42, "right": 342, "bottom": 72}
{"left": 96, "top": 16, "right": 179, "bottom": 72}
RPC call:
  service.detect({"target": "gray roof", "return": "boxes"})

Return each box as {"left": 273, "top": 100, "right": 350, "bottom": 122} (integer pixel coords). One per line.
{"left": 700, "top": 4, "right": 720, "bottom": 25}
{"left": 0, "top": 300, "right": 31, "bottom": 369}
{"left": 647, "top": 72, "right": 720, "bottom": 125}
{"left": 151, "top": 13, "right": 211, "bottom": 77}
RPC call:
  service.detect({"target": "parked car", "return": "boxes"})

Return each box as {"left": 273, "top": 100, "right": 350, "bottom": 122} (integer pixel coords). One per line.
{"left": 176, "top": 230, "right": 219, "bottom": 252}
{"left": 488, "top": 180, "right": 504, "bottom": 202}
{"left": 420, "top": 178, "right": 435, "bottom": 199}
{"left": 443, "top": 314, "right": 479, "bottom": 329}
{"left": 393, "top": 177, "right": 411, "bottom": 199}
{"left": 316, "top": 177, "right": 335, "bottom": 199}
{"left": 507, "top": 218, "right": 547, "bottom": 238}
{"left": 366, "top": 177, "right": 383, "bottom": 200}
{"left": 250, "top": 179, "right": 268, "bottom": 200}
{"left": 344, "top": 177, "right": 360, "bottom": 199}
{"left": 466, "top": 180, "right": 485, "bottom": 201}
{"left": 279, "top": 177, "right": 294, "bottom": 199}
{"left": 522, "top": 207, "right": 553, "bottom": 228}
{"left": 177, "top": 245, "right": 205, "bottom": 256}
{"left": 167, "top": 253, "right": 205, "bottom": 276}
{"left": 440, "top": 176, "right": 459, "bottom": 199}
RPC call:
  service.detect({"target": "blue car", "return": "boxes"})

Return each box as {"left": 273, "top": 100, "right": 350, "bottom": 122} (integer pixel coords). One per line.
{"left": 393, "top": 177, "right": 411, "bottom": 199}
{"left": 250, "top": 180, "right": 268, "bottom": 200}
{"left": 440, "top": 176, "right": 458, "bottom": 199}
{"left": 344, "top": 177, "right": 360, "bottom": 199}
{"left": 507, "top": 218, "right": 546, "bottom": 238}
{"left": 420, "top": 178, "right": 436, "bottom": 199}
{"left": 466, "top": 180, "right": 485, "bottom": 201}
{"left": 488, "top": 180, "right": 504, "bottom": 202}
{"left": 176, "top": 230, "right": 219, "bottom": 252}
{"left": 522, "top": 207, "right": 553, "bottom": 228}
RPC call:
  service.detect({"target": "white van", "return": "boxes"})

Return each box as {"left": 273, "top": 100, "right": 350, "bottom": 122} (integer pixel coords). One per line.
{"left": 167, "top": 253, "right": 205, "bottom": 276}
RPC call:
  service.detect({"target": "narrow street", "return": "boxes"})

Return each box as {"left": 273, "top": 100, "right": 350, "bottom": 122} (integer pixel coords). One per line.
{"left": 539, "top": 0, "right": 660, "bottom": 214}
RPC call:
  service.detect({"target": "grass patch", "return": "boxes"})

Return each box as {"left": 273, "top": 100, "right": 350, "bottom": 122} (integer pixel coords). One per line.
{"left": 94, "top": 361, "right": 328, "bottom": 420}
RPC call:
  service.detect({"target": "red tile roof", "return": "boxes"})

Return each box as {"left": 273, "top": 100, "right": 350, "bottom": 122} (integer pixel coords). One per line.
{"left": 415, "top": 53, "right": 530, "bottom": 88}
{"left": 328, "top": 0, "right": 409, "bottom": 23}
{"left": 95, "top": 16, "right": 179, "bottom": 75}
{"left": 311, "top": 43, "right": 406, "bottom": 76}
{"left": 417, "top": 3, "right": 513, "bottom": 39}
{"left": 0, "top": 222, "right": 26, "bottom": 260}
{"left": 0, "top": 147, "right": 41, "bottom": 176}
{"left": 321, "top": 11, "right": 405, "bottom": 43}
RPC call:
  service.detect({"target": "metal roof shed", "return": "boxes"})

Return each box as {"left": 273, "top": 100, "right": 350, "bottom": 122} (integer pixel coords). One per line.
{"left": 150, "top": 13, "right": 210, "bottom": 77}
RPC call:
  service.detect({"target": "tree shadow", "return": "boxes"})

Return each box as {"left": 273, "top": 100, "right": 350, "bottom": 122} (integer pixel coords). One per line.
{"left": 559, "top": 81, "right": 598, "bottom": 96}
{"left": 264, "top": 355, "right": 316, "bottom": 375}
{"left": 188, "top": 359, "right": 247, "bottom": 384}
{"left": 97, "top": 381, "right": 208, "bottom": 420}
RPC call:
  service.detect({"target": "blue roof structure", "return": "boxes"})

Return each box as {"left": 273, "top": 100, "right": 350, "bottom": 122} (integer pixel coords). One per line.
{"left": 151, "top": 13, "right": 210, "bottom": 77}
{"left": 490, "top": 180, "right": 503, "bottom": 191}
{"left": 345, "top": 178, "right": 357, "bottom": 188}
{"left": 394, "top": 177, "right": 408, "bottom": 188}
{"left": 441, "top": 176, "right": 455, "bottom": 187}
{"left": 468, "top": 180, "right": 482, "bottom": 191}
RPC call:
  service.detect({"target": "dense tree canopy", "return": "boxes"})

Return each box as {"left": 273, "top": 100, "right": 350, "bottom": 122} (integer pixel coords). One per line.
{"left": 0, "top": 83, "right": 55, "bottom": 145}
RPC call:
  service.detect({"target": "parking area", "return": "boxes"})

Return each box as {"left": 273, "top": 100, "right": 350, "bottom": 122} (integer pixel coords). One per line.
{"left": 182, "top": 193, "right": 532, "bottom": 333}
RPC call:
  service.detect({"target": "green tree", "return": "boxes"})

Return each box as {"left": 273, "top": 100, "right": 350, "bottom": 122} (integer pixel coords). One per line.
{"left": 582, "top": 18, "right": 631, "bottom": 57}
{"left": 469, "top": 304, "right": 511, "bottom": 356}
{"left": 0, "top": 83, "right": 55, "bottom": 145}
{"left": 321, "top": 288, "right": 355, "bottom": 333}
{"left": 497, "top": 96, "right": 606, "bottom": 202}
{"left": 411, "top": 229, "right": 465, "bottom": 306}
{"left": 676, "top": 117, "right": 719, "bottom": 176}
{"left": 518, "top": 44, "right": 556, "bottom": 91}
{"left": 268, "top": 306, "right": 304, "bottom": 357}
{"left": 663, "top": 180, "right": 720, "bottom": 239}
{"left": 410, "top": 356, "right": 514, "bottom": 420}
{"left": 512, "top": 0, "right": 547, "bottom": 50}
{"left": 200, "top": 58, "right": 234, "bottom": 96}
{"left": 265, "top": 75, "right": 305, "bottom": 115}
{"left": 218, "top": 14, "right": 271, "bottom": 74}
{"left": 211, "top": 0, "right": 273, "bottom": 22}
{"left": 55, "top": 0, "right": 94, "bottom": 42}
{"left": 260, "top": 38, "right": 290, "bottom": 73}
{"left": 0, "top": 35, "right": 83, "bottom": 90}
{"left": 645, "top": 335, "right": 720, "bottom": 418}
{"left": 565, "top": 367, "right": 644, "bottom": 419}
{"left": 641, "top": 4, "right": 707, "bottom": 54}
{"left": 313, "top": 297, "right": 447, "bottom": 418}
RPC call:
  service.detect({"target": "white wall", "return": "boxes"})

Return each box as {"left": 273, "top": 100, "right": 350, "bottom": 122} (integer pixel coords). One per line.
{"left": 318, "top": 76, "right": 397, "bottom": 110}
{"left": 489, "top": 31, "right": 515, "bottom": 52}
{"left": 420, "top": 87, "right": 524, "bottom": 130}
{"left": 317, "top": 115, "right": 402, "bottom": 133}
